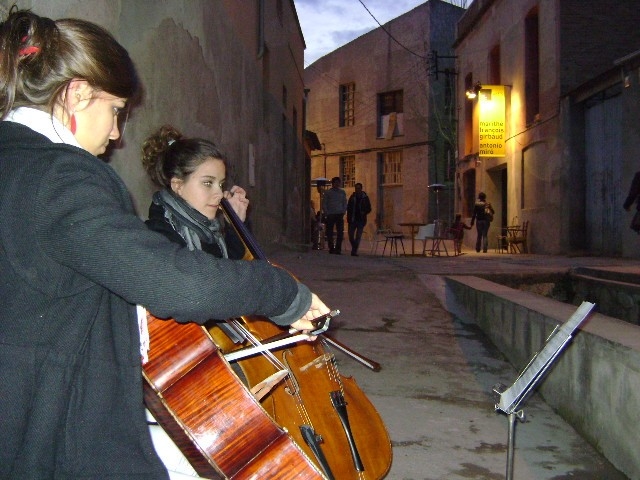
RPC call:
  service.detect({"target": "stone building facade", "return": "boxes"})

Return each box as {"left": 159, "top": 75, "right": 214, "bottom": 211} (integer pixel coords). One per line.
{"left": 305, "top": 0, "right": 464, "bottom": 239}
{"left": 4, "top": 0, "right": 309, "bottom": 249}
{"left": 455, "top": 0, "right": 640, "bottom": 256}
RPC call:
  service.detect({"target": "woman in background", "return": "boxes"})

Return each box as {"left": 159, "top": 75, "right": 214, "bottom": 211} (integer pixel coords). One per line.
{"left": 142, "top": 124, "right": 248, "bottom": 260}
{"left": 470, "top": 192, "right": 494, "bottom": 253}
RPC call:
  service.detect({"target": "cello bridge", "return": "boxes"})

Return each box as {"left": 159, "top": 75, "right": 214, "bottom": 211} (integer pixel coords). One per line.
{"left": 300, "top": 353, "right": 334, "bottom": 372}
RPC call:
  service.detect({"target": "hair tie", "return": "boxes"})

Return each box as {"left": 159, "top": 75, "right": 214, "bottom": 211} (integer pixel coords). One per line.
{"left": 19, "top": 36, "right": 41, "bottom": 57}
{"left": 168, "top": 139, "right": 176, "bottom": 146}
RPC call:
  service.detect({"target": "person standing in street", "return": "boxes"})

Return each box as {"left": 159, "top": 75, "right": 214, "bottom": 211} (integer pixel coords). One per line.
{"left": 322, "top": 176, "right": 347, "bottom": 254}
{"left": 347, "top": 182, "right": 372, "bottom": 256}
{"left": 470, "top": 192, "right": 494, "bottom": 253}
{"left": 624, "top": 171, "right": 640, "bottom": 233}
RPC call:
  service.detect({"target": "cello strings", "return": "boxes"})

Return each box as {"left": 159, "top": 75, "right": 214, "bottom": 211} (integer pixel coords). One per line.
{"left": 226, "top": 319, "right": 285, "bottom": 370}
{"left": 320, "top": 338, "right": 346, "bottom": 397}
{"left": 227, "top": 319, "right": 316, "bottom": 428}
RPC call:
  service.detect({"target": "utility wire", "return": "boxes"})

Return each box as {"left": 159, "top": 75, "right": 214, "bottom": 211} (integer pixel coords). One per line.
{"left": 357, "top": 0, "right": 430, "bottom": 60}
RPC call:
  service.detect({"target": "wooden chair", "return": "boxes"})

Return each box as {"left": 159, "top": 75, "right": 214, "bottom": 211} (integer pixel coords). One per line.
{"left": 506, "top": 220, "right": 529, "bottom": 253}
{"left": 428, "top": 223, "right": 451, "bottom": 257}
{"left": 496, "top": 216, "right": 518, "bottom": 253}
{"left": 382, "top": 231, "right": 405, "bottom": 256}
{"left": 370, "top": 228, "right": 392, "bottom": 255}
{"left": 414, "top": 224, "right": 434, "bottom": 255}
{"left": 420, "top": 223, "right": 453, "bottom": 257}
{"left": 447, "top": 225, "right": 465, "bottom": 256}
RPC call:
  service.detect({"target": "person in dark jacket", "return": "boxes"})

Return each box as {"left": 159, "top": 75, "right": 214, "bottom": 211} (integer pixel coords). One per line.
{"left": 470, "top": 192, "right": 494, "bottom": 253}
{"left": 0, "top": 9, "right": 328, "bottom": 480}
{"left": 322, "top": 177, "right": 348, "bottom": 254}
{"left": 624, "top": 171, "right": 640, "bottom": 233}
{"left": 346, "top": 183, "right": 372, "bottom": 256}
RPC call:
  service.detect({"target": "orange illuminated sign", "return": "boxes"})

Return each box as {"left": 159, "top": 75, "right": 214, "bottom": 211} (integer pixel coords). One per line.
{"left": 478, "top": 85, "right": 505, "bottom": 157}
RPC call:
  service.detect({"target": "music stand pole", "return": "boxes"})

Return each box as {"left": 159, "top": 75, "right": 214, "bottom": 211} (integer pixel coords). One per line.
{"left": 493, "top": 301, "right": 596, "bottom": 480}
{"left": 506, "top": 410, "right": 524, "bottom": 480}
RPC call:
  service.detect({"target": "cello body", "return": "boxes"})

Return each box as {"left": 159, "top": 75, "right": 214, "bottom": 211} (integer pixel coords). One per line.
{"left": 209, "top": 199, "right": 392, "bottom": 479}
{"left": 209, "top": 316, "right": 392, "bottom": 480}
{"left": 142, "top": 314, "right": 326, "bottom": 479}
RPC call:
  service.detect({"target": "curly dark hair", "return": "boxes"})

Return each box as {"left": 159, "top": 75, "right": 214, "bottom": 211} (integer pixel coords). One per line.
{"left": 141, "top": 124, "right": 228, "bottom": 188}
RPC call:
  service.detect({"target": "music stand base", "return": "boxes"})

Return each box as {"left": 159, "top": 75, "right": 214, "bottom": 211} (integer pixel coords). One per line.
{"left": 505, "top": 410, "right": 525, "bottom": 480}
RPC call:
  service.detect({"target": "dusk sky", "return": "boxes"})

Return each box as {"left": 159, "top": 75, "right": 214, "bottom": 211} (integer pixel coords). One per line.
{"left": 294, "top": 0, "right": 430, "bottom": 66}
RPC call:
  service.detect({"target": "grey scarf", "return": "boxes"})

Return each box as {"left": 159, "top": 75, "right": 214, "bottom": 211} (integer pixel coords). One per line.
{"left": 152, "top": 189, "right": 228, "bottom": 258}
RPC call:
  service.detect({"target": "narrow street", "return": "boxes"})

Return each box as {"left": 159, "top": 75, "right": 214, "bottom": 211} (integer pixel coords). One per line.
{"left": 270, "top": 248, "right": 634, "bottom": 480}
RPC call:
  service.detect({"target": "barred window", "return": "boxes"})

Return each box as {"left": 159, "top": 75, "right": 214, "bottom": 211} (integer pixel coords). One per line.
{"left": 340, "top": 155, "right": 356, "bottom": 188}
{"left": 378, "top": 90, "right": 403, "bottom": 137}
{"left": 379, "top": 90, "right": 403, "bottom": 116}
{"left": 339, "top": 83, "right": 355, "bottom": 127}
{"left": 382, "top": 150, "right": 402, "bottom": 185}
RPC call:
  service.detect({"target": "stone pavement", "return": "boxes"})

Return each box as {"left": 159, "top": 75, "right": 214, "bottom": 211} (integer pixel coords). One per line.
{"left": 269, "top": 246, "right": 640, "bottom": 480}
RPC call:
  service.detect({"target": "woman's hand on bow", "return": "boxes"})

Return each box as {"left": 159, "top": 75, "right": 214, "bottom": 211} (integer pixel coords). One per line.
{"left": 289, "top": 293, "right": 331, "bottom": 340}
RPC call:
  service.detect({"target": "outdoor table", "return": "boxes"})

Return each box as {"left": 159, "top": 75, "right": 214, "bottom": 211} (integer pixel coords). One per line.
{"left": 399, "top": 222, "right": 426, "bottom": 255}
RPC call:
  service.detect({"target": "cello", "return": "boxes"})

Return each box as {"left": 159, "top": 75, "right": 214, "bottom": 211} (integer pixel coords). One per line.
{"left": 142, "top": 198, "right": 392, "bottom": 479}
{"left": 206, "top": 199, "right": 392, "bottom": 479}
{"left": 142, "top": 312, "right": 326, "bottom": 479}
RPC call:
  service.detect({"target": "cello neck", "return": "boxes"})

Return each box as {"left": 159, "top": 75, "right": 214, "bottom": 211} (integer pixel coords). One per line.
{"left": 220, "top": 198, "right": 266, "bottom": 260}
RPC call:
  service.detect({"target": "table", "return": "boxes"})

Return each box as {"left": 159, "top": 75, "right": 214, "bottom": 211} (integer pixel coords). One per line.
{"left": 398, "top": 222, "right": 426, "bottom": 255}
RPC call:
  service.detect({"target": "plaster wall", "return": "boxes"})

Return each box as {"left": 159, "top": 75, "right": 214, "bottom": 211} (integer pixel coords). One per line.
{"left": 455, "top": 0, "right": 564, "bottom": 254}
{"left": 306, "top": 1, "right": 463, "bottom": 236}
{"left": 4, "top": 0, "right": 308, "bottom": 248}
{"left": 456, "top": 0, "right": 640, "bottom": 255}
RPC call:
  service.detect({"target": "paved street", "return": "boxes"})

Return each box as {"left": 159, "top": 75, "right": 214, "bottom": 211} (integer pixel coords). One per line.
{"left": 269, "top": 246, "right": 638, "bottom": 480}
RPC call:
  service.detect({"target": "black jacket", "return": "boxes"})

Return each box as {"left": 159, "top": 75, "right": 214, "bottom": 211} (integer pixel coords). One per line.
{"left": 624, "top": 172, "right": 640, "bottom": 211}
{"left": 0, "top": 122, "right": 306, "bottom": 479}
{"left": 471, "top": 200, "right": 493, "bottom": 223}
{"left": 347, "top": 191, "right": 372, "bottom": 225}
{"left": 145, "top": 200, "right": 247, "bottom": 260}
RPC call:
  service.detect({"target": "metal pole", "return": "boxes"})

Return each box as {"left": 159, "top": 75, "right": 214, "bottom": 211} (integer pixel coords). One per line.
{"left": 506, "top": 412, "right": 516, "bottom": 480}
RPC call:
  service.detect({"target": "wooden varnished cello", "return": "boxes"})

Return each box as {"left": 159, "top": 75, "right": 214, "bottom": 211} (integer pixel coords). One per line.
{"left": 207, "top": 199, "right": 392, "bottom": 479}
{"left": 142, "top": 313, "right": 326, "bottom": 479}
{"left": 142, "top": 198, "right": 392, "bottom": 479}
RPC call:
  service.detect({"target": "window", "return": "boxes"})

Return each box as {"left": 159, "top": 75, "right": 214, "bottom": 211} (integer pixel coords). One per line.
{"left": 340, "top": 155, "right": 355, "bottom": 188}
{"left": 339, "top": 83, "right": 355, "bottom": 127}
{"left": 378, "top": 90, "right": 403, "bottom": 138}
{"left": 489, "top": 44, "right": 501, "bottom": 84}
{"left": 381, "top": 150, "right": 402, "bottom": 185}
{"left": 524, "top": 8, "right": 540, "bottom": 125}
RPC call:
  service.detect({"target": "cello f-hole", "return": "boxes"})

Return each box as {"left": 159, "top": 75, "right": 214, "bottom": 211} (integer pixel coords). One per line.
{"left": 282, "top": 351, "right": 301, "bottom": 396}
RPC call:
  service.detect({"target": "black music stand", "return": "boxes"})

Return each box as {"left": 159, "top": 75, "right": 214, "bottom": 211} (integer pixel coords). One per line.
{"left": 492, "top": 301, "right": 596, "bottom": 480}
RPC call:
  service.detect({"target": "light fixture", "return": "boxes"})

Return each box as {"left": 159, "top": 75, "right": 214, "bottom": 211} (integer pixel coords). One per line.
{"left": 466, "top": 81, "right": 482, "bottom": 99}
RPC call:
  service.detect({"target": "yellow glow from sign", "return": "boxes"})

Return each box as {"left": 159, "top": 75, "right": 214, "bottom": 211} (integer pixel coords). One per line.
{"left": 478, "top": 85, "right": 505, "bottom": 157}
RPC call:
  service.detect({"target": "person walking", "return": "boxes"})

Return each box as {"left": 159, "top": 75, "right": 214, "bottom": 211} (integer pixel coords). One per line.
{"left": 470, "top": 192, "right": 494, "bottom": 253}
{"left": 347, "top": 183, "right": 372, "bottom": 256}
{"left": 322, "top": 177, "right": 347, "bottom": 254}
